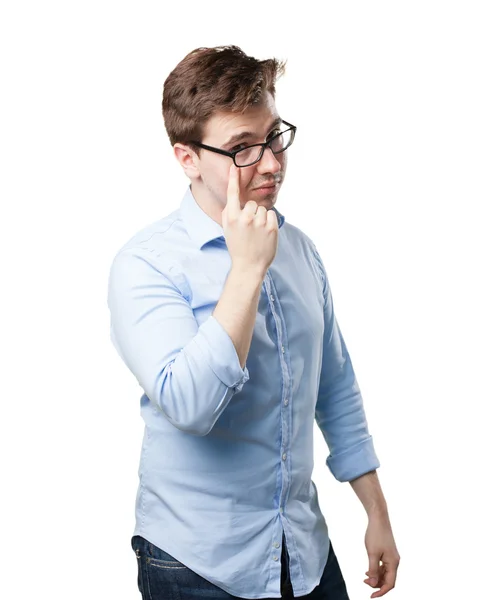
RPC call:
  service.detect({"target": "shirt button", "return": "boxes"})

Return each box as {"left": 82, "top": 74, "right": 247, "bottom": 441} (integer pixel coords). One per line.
{"left": 281, "top": 345, "right": 285, "bottom": 353}
{"left": 284, "top": 398, "right": 289, "bottom": 406}
{"left": 273, "top": 555, "right": 279, "bottom": 561}
{"left": 282, "top": 452, "right": 287, "bottom": 461}
{"left": 274, "top": 542, "right": 280, "bottom": 548}
{"left": 270, "top": 294, "right": 275, "bottom": 302}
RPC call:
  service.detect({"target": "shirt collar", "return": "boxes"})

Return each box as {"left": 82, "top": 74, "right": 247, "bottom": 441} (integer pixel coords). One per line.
{"left": 180, "top": 185, "right": 285, "bottom": 251}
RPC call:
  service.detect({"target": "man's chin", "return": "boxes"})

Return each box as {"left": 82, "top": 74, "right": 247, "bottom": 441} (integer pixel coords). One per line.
{"left": 251, "top": 190, "right": 279, "bottom": 204}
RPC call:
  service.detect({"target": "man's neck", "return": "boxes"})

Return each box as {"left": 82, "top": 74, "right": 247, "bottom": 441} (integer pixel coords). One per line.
{"left": 190, "top": 181, "right": 223, "bottom": 227}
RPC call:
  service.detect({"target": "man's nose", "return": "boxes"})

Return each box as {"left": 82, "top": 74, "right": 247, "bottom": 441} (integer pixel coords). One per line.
{"left": 256, "top": 146, "right": 282, "bottom": 173}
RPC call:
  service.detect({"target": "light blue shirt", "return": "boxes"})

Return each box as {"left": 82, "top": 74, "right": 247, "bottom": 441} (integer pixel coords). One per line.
{"left": 107, "top": 185, "right": 380, "bottom": 599}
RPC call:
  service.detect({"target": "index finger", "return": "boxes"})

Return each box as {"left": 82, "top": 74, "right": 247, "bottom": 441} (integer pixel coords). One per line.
{"left": 226, "top": 163, "right": 241, "bottom": 214}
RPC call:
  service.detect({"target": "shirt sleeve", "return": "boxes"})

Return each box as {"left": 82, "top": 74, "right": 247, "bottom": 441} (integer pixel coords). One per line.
{"left": 311, "top": 245, "right": 380, "bottom": 482}
{"left": 107, "top": 247, "right": 250, "bottom": 436}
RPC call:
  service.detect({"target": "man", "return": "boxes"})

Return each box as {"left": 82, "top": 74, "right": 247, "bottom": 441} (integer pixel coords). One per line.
{"left": 107, "top": 45, "right": 400, "bottom": 599}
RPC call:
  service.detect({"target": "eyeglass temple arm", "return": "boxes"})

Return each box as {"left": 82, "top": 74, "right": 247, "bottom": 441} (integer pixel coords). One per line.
{"left": 190, "top": 142, "right": 234, "bottom": 158}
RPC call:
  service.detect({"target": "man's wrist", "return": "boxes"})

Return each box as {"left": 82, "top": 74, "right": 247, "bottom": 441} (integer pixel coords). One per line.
{"left": 349, "top": 470, "right": 389, "bottom": 519}
{"left": 366, "top": 501, "right": 390, "bottom": 520}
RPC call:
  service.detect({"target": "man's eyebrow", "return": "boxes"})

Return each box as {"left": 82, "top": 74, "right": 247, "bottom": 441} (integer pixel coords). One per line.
{"left": 221, "top": 117, "right": 283, "bottom": 149}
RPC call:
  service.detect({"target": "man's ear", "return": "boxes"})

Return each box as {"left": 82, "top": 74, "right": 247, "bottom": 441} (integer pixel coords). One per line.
{"left": 173, "top": 144, "right": 201, "bottom": 180}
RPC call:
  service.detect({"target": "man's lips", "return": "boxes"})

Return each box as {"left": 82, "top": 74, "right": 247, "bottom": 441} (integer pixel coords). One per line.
{"left": 252, "top": 181, "right": 280, "bottom": 190}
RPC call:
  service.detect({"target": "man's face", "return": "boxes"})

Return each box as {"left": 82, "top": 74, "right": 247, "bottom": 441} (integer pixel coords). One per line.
{"left": 188, "top": 92, "right": 287, "bottom": 215}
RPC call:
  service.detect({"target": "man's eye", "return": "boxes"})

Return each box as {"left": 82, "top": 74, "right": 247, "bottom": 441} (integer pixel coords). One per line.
{"left": 231, "top": 144, "right": 248, "bottom": 152}
{"left": 267, "top": 129, "right": 281, "bottom": 140}
{"left": 231, "top": 129, "right": 281, "bottom": 152}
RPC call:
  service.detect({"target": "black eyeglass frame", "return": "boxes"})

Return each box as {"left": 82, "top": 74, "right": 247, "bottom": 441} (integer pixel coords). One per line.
{"left": 188, "top": 119, "right": 297, "bottom": 167}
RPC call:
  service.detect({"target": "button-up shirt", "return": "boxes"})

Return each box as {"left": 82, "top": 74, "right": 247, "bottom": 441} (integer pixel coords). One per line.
{"left": 107, "top": 185, "right": 380, "bottom": 599}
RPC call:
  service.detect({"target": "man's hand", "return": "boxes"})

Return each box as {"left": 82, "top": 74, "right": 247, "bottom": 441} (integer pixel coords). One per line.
{"left": 363, "top": 513, "right": 400, "bottom": 597}
{"left": 222, "top": 163, "right": 279, "bottom": 277}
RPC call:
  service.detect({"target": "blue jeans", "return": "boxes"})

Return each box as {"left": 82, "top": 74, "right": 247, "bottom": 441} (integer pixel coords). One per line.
{"left": 131, "top": 532, "right": 350, "bottom": 599}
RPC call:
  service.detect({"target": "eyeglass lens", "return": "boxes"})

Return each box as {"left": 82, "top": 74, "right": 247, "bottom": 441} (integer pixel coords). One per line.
{"left": 235, "top": 128, "right": 294, "bottom": 167}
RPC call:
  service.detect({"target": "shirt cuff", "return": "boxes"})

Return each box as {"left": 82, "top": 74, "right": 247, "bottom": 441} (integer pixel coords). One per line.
{"left": 326, "top": 436, "right": 380, "bottom": 482}
{"left": 194, "top": 315, "right": 250, "bottom": 393}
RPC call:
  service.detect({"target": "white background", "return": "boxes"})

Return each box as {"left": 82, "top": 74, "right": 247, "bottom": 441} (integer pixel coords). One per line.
{"left": 1, "top": 1, "right": 478, "bottom": 598}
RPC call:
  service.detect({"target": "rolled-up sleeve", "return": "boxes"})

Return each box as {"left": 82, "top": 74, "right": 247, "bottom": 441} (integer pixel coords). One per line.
{"left": 311, "top": 245, "right": 380, "bottom": 482}
{"left": 107, "top": 247, "right": 249, "bottom": 436}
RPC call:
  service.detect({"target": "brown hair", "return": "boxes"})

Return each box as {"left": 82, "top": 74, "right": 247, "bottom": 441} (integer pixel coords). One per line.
{"left": 162, "top": 45, "right": 287, "bottom": 152}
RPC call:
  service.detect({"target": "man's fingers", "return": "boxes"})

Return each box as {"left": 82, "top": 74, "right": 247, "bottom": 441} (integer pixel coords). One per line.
{"left": 370, "top": 579, "right": 395, "bottom": 597}
{"left": 226, "top": 163, "right": 241, "bottom": 214}
{"left": 367, "top": 554, "right": 381, "bottom": 588}
{"left": 266, "top": 207, "right": 279, "bottom": 230}
{"left": 364, "top": 564, "right": 385, "bottom": 587}
{"left": 369, "top": 563, "right": 397, "bottom": 598}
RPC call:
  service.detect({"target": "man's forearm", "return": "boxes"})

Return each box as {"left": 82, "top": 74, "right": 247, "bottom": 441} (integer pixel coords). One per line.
{"left": 213, "top": 266, "right": 265, "bottom": 370}
{"left": 349, "top": 470, "right": 389, "bottom": 519}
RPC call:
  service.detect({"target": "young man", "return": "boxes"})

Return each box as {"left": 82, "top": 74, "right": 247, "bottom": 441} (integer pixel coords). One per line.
{"left": 107, "top": 45, "right": 400, "bottom": 600}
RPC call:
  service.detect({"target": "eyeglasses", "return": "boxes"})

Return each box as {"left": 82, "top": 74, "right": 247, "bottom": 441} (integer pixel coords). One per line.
{"left": 188, "top": 119, "right": 297, "bottom": 168}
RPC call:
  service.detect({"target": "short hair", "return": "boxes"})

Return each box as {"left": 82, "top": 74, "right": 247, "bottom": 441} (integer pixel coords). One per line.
{"left": 162, "top": 45, "right": 286, "bottom": 153}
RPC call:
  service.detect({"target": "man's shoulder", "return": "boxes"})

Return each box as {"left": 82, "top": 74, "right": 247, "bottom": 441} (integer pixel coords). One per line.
{"left": 115, "top": 207, "right": 183, "bottom": 254}
{"left": 107, "top": 197, "right": 203, "bottom": 299}
{"left": 281, "top": 220, "right": 318, "bottom": 253}
{"left": 280, "top": 220, "right": 326, "bottom": 283}
{"left": 107, "top": 204, "right": 193, "bottom": 290}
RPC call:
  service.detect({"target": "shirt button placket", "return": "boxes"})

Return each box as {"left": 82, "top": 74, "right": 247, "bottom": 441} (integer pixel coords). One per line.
{"left": 269, "top": 284, "right": 289, "bottom": 523}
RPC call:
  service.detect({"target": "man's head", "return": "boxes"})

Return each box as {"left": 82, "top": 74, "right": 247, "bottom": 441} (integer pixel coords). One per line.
{"left": 162, "top": 45, "right": 291, "bottom": 224}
